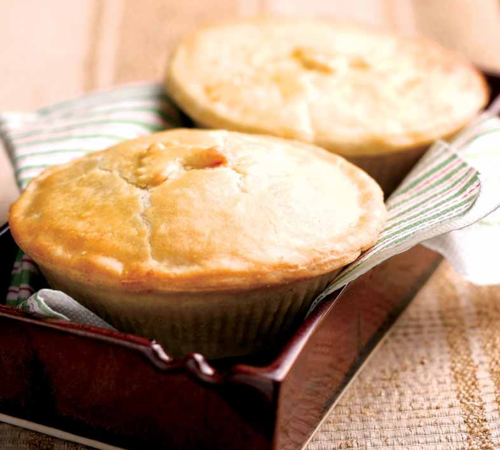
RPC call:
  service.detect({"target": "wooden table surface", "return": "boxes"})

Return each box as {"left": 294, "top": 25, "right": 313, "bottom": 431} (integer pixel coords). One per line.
{"left": 1, "top": 0, "right": 500, "bottom": 448}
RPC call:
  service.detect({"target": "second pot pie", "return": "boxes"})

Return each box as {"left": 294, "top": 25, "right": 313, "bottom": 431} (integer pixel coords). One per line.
{"left": 165, "top": 18, "right": 488, "bottom": 193}
{"left": 9, "top": 129, "right": 386, "bottom": 358}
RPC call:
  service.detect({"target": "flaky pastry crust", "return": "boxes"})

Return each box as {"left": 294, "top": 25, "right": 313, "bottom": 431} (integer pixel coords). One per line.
{"left": 10, "top": 129, "right": 386, "bottom": 293}
{"left": 166, "top": 18, "right": 488, "bottom": 156}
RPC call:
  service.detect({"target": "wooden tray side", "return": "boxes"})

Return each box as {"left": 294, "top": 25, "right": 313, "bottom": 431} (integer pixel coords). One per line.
{"left": 275, "top": 246, "right": 442, "bottom": 450}
{"left": 0, "top": 304, "right": 279, "bottom": 450}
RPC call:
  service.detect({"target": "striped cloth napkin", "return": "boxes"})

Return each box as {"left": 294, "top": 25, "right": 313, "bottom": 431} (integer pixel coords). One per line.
{"left": 309, "top": 115, "right": 500, "bottom": 313}
{"left": 1, "top": 83, "right": 499, "bottom": 327}
{"left": 424, "top": 113, "right": 500, "bottom": 285}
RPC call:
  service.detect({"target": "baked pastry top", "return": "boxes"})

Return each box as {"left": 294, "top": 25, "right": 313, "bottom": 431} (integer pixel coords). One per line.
{"left": 10, "top": 129, "right": 386, "bottom": 292}
{"left": 165, "top": 18, "right": 488, "bottom": 155}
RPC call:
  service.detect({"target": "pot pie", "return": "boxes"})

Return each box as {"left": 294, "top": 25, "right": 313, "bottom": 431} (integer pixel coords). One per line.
{"left": 9, "top": 129, "right": 386, "bottom": 358}
{"left": 165, "top": 18, "right": 488, "bottom": 194}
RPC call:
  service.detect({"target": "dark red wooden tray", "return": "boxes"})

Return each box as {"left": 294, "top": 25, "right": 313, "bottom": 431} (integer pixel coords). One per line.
{"left": 0, "top": 223, "right": 441, "bottom": 450}
{"left": 0, "top": 70, "right": 498, "bottom": 450}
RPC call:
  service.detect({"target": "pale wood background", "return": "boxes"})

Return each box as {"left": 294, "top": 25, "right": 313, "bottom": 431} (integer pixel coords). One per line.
{"left": 1, "top": 0, "right": 500, "bottom": 448}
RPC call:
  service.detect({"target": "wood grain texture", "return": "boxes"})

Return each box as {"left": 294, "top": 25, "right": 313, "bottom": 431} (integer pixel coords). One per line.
{"left": 1, "top": 0, "right": 500, "bottom": 447}
{"left": 113, "top": 0, "right": 257, "bottom": 84}
{"left": 308, "top": 262, "right": 500, "bottom": 450}
{"left": 0, "top": 422, "right": 87, "bottom": 449}
{"left": 83, "top": 0, "right": 107, "bottom": 92}
{"left": 412, "top": 0, "right": 500, "bottom": 71}
{"left": 0, "top": 0, "right": 94, "bottom": 110}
